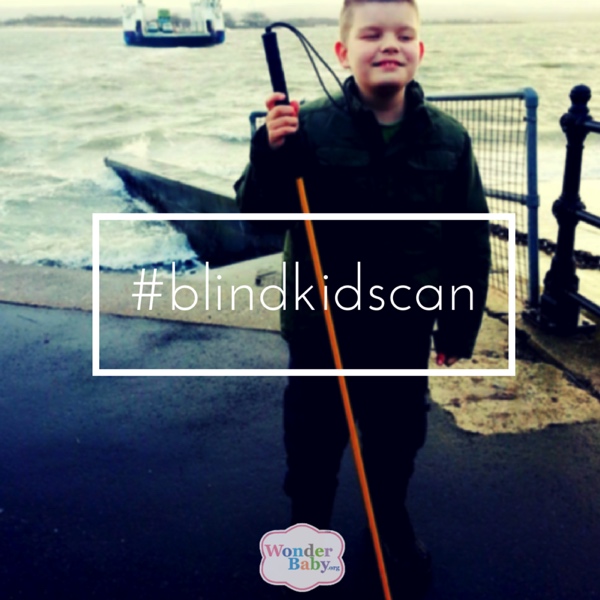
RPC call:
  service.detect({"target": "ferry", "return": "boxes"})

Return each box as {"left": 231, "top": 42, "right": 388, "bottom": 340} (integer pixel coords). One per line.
{"left": 122, "top": 0, "right": 225, "bottom": 48}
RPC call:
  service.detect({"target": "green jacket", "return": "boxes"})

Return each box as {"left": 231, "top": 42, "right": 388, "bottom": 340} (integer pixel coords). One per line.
{"left": 235, "top": 78, "right": 491, "bottom": 359}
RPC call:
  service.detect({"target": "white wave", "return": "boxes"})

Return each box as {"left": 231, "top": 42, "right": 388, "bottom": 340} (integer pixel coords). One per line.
{"left": 118, "top": 135, "right": 151, "bottom": 158}
{"left": 98, "top": 222, "right": 199, "bottom": 271}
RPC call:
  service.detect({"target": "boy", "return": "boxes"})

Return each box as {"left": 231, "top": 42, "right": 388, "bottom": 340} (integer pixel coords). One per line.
{"left": 236, "top": 0, "right": 490, "bottom": 594}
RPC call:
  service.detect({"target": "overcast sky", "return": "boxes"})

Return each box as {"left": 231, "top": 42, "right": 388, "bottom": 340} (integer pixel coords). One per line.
{"left": 2, "top": 0, "right": 600, "bottom": 20}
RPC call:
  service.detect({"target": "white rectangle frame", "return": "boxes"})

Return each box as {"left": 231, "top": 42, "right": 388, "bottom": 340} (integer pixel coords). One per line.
{"left": 93, "top": 213, "right": 516, "bottom": 377}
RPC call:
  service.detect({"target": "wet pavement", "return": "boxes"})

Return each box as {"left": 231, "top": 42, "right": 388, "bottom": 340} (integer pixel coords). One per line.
{"left": 1, "top": 301, "right": 600, "bottom": 600}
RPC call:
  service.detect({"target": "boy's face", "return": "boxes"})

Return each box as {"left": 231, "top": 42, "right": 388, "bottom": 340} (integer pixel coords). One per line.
{"left": 335, "top": 2, "right": 424, "bottom": 102}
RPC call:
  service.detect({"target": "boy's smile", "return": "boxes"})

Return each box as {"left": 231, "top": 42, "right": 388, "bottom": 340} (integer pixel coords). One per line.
{"left": 335, "top": 2, "right": 424, "bottom": 111}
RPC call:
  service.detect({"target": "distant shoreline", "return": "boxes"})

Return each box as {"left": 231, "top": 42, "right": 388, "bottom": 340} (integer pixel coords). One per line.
{"left": 1, "top": 15, "right": 524, "bottom": 29}
{"left": 1, "top": 17, "right": 121, "bottom": 28}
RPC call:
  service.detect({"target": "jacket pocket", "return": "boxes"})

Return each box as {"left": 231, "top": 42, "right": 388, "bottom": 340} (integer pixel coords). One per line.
{"left": 315, "top": 147, "right": 371, "bottom": 168}
{"left": 403, "top": 149, "right": 458, "bottom": 210}
{"left": 311, "top": 147, "right": 372, "bottom": 212}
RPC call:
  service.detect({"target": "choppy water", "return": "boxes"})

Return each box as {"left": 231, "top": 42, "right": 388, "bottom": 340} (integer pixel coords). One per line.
{"left": 1, "top": 22, "right": 599, "bottom": 270}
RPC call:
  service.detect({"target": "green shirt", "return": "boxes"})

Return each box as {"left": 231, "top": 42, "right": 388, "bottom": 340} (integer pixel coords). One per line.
{"left": 380, "top": 120, "right": 403, "bottom": 143}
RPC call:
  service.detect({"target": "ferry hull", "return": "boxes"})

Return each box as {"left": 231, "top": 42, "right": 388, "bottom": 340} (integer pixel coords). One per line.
{"left": 124, "top": 30, "right": 225, "bottom": 48}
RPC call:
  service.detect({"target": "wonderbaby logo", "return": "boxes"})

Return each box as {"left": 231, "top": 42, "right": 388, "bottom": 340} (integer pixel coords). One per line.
{"left": 260, "top": 523, "right": 345, "bottom": 592}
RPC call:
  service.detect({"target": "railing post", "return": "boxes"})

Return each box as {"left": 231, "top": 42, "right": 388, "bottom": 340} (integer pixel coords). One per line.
{"left": 539, "top": 85, "right": 592, "bottom": 333}
{"left": 524, "top": 87, "right": 540, "bottom": 308}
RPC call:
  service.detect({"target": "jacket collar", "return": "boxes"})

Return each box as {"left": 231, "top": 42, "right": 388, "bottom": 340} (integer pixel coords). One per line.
{"left": 342, "top": 76, "right": 432, "bottom": 140}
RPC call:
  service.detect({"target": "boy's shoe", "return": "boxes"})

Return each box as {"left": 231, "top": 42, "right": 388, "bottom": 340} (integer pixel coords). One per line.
{"left": 383, "top": 538, "right": 432, "bottom": 600}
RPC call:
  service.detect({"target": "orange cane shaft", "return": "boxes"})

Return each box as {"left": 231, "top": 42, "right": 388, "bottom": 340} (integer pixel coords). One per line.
{"left": 295, "top": 178, "right": 393, "bottom": 600}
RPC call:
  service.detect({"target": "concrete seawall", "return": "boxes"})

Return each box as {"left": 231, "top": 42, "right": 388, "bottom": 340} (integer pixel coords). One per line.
{"left": 105, "top": 156, "right": 284, "bottom": 267}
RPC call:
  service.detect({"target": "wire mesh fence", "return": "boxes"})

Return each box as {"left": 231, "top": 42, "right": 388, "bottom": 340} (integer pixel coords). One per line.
{"left": 428, "top": 91, "right": 538, "bottom": 308}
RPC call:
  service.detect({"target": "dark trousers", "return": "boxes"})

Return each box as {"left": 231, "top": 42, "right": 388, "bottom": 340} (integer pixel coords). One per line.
{"left": 283, "top": 316, "right": 433, "bottom": 554}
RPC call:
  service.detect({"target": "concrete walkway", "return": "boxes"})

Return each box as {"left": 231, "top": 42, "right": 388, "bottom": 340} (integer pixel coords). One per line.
{"left": 2, "top": 256, "right": 598, "bottom": 435}
{"left": 1, "top": 300, "right": 600, "bottom": 599}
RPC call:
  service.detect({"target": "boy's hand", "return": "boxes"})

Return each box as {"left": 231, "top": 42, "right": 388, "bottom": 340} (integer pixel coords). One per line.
{"left": 265, "top": 92, "right": 300, "bottom": 150}
{"left": 436, "top": 353, "right": 459, "bottom": 367}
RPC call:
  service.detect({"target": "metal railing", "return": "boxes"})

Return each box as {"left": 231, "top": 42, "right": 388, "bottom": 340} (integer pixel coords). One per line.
{"left": 538, "top": 84, "right": 600, "bottom": 334}
{"left": 249, "top": 87, "right": 540, "bottom": 308}
{"left": 427, "top": 89, "right": 539, "bottom": 309}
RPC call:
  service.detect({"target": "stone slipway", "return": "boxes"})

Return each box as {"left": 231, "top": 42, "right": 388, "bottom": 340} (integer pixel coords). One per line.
{"left": 1, "top": 257, "right": 599, "bottom": 436}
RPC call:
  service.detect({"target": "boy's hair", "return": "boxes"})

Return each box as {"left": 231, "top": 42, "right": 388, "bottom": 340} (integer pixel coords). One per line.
{"left": 339, "top": 0, "right": 420, "bottom": 42}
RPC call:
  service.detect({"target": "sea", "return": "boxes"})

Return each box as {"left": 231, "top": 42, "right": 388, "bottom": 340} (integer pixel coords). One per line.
{"left": 1, "top": 21, "right": 599, "bottom": 272}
